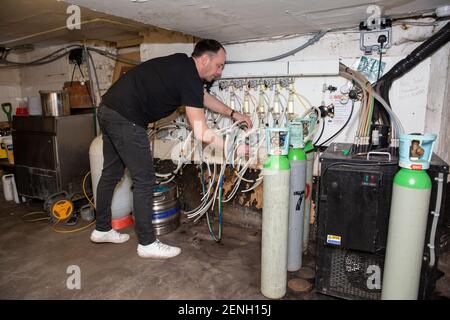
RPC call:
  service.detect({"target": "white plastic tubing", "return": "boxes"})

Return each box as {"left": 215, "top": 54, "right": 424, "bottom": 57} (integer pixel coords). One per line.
{"left": 147, "top": 80, "right": 321, "bottom": 220}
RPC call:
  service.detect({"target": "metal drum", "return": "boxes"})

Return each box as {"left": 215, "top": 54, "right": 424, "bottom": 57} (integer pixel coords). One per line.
{"left": 152, "top": 182, "right": 180, "bottom": 235}
{"left": 39, "top": 90, "right": 70, "bottom": 116}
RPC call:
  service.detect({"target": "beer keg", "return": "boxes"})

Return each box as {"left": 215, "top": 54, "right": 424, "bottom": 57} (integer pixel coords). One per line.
{"left": 152, "top": 182, "right": 180, "bottom": 235}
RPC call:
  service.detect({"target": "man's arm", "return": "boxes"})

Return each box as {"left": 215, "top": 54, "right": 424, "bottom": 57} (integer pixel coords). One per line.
{"left": 203, "top": 91, "right": 253, "bottom": 129}
{"left": 185, "top": 106, "right": 248, "bottom": 156}
{"left": 185, "top": 106, "right": 224, "bottom": 150}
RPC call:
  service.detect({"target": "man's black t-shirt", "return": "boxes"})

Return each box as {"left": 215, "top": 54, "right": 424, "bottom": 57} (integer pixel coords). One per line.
{"left": 102, "top": 53, "right": 204, "bottom": 128}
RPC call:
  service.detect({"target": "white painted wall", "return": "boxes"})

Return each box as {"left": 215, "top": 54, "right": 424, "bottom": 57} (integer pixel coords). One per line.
{"left": 141, "top": 42, "right": 194, "bottom": 61}
{"left": 140, "top": 29, "right": 195, "bottom": 62}
{"left": 0, "top": 53, "right": 22, "bottom": 122}
{"left": 424, "top": 41, "right": 450, "bottom": 166}
{"left": 144, "top": 20, "right": 449, "bottom": 167}
{"left": 436, "top": 52, "right": 450, "bottom": 167}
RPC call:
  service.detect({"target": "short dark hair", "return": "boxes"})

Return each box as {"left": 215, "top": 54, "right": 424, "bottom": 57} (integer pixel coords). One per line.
{"left": 191, "top": 39, "right": 225, "bottom": 58}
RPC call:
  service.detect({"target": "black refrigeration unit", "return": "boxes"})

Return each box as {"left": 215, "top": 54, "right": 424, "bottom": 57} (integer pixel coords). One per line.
{"left": 315, "top": 143, "right": 449, "bottom": 300}
{"left": 12, "top": 114, "right": 95, "bottom": 201}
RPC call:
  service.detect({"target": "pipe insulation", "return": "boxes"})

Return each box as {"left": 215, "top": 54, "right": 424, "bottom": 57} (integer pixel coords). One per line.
{"left": 376, "top": 21, "right": 450, "bottom": 104}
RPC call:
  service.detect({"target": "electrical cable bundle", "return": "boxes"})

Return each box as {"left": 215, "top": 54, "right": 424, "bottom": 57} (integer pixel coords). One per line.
{"left": 0, "top": 44, "right": 140, "bottom": 69}
{"left": 0, "top": 45, "right": 81, "bottom": 68}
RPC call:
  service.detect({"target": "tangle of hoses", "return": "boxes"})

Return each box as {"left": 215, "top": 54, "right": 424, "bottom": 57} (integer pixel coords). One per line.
{"left": 149, "top": 68, "right": 387, "bottom": 239}
{"left": 146, "top": 119, "right": 238, "bottom": 241}
{"left": 338, "top": 63, "right": 404, "bottom": 150}
{"left": 148, "top": 116, "right": 261, "bottom": 242}
{"left": 150, "top": 108, "right": 320, "bottom": 242}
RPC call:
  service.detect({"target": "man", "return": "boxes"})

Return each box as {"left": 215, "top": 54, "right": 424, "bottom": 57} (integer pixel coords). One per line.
{"left": 90, "top": 39, "right": 252, "bottom": 259}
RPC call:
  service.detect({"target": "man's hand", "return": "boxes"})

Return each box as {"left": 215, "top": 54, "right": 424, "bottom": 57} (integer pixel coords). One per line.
{"left": 236, "top": 143, "right": 249, "bottom": 157}
{"left": 232, "top": 111, "right": 253, "bottom": 129}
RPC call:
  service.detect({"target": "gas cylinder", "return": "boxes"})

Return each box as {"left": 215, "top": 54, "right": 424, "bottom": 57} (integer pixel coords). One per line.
{"left": 303, "top": 141, "right": 315, "bottom": 253}
{"left": 381, "top": 133, "right": 436, "bottom": 299}
{"left": 261, "top": 128, "right": 290, "bottom": 299}
{"left": 287, "top": 120, "right": 307, "bottom": 271}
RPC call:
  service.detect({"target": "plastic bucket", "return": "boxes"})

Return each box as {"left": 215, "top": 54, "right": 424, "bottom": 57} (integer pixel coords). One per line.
{"left": 28, "top": 96, "right": 43, "bottom": 115}
{"left": 399, "top": 133, "right": 437, "bottom": 170}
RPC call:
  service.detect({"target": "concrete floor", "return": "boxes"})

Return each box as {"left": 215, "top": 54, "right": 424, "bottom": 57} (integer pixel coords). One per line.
{"left": 0, "top": 192, "right": 449, "bottom": 300}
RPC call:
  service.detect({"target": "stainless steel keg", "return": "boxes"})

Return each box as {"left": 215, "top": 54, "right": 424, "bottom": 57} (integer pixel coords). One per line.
{"left": 152, "top": 182, "right": 180, "bottom": 235}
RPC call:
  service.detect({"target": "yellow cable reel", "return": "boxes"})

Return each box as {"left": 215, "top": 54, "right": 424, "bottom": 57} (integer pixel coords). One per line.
{"left": 50, "top": 198, "right": 74, "bottom": 220}
{"left": 44, "top": 191, "right": 75, "bottom": 221}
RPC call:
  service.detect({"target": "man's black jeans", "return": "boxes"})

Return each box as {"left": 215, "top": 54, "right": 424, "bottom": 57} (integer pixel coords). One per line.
{"left": 96, "top": 104, "right": 156, "bottom": 245}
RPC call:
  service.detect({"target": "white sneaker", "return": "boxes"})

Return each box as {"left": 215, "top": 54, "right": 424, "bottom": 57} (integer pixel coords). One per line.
{"left": 137, "top": 239, "right": 181, "bottom": 259}
{"left": 90, "top": 229, "right": 130, "bottom": 244}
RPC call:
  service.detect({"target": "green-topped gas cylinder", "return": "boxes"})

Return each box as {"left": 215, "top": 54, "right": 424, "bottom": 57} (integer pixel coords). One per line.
{"left": 382, "top": 133, "right": 436, "bottom": 300}
{"left": 286, "top": 121, "right": 307, "bottom": 271}
{"left": 303, "top": 140, "right": 315, "bottom": 253}
{"left": 261, "top": 128, "right": 290, "bottom": 299}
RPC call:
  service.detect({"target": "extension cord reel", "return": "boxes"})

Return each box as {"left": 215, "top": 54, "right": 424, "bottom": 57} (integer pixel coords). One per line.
{"left": 44, "top": 191, "right": 75, "bottom": 221}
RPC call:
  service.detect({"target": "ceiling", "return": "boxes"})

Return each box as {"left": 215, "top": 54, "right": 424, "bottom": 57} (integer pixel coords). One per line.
{"left": 66, "top": 0, "right": 450, "bottom": 43}
{"left": 0, "top": 0, "right": 150, "bottom": 48}
{"left": 1, "top": 0, "right": 448, "bottom": 49}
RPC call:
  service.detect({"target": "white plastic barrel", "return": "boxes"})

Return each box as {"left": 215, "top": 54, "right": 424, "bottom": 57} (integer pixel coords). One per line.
{"left": 89, "top": 135, "right": 133, "bottom": 229}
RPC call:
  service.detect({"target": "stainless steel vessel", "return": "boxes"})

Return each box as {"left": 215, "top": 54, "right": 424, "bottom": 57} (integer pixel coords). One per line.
{"left": 152, "top": 182, "right": 180, "bottom": 235}
{"left": 39, "top": 90, "right": 70, "bottom": 116}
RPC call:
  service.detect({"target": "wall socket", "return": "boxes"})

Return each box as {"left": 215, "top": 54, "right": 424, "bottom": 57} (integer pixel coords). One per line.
{"left": 359, "top": 18, "right": 392, "bottom": 54}
{"left": 360, "top": 28, "right": 391, "bottom": 54}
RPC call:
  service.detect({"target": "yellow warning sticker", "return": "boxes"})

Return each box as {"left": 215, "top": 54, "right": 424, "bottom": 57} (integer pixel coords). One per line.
{"left": 327, "top": 234, "right": 341, "bottom": 245}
